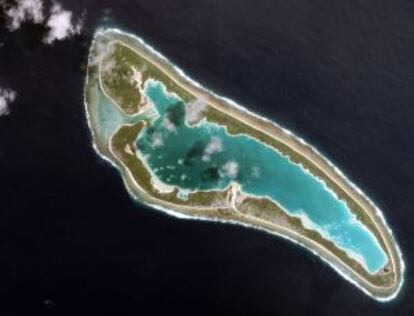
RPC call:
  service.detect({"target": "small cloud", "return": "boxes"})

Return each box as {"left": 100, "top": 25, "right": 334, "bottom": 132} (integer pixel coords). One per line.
{"left": 149, "top": 132, "right": 163, "bottom": 149}
{"left": 185, "top": 97, "right": 207, "bottom": 124}
{"left": 43, "top": 3, "right": 84, "bottom": 44}
{"left": 202, "top": 136, "right": 223, "bottom": 161}
{"left": 221, "top": 160, "right": 239, "bottom": 178}
{"left": 162, "top": 116, "right": 176, "bottom": 133}
{"left": 0, "top": 87, "right": 17, "bottom": 117}
{"left": 101, "top": 58, "right": 116, "bottom": 75}
{"left": 3, "top": 0, "right": 84, "bottom": 44}
{"left": 251, "top": 166, "right": 261, "bottom": 178}
{"left": 90, "top": 41, "right": 115, "bottom": 66}
{"left": 5, "top": 0, "right": 45, "bottom": 31}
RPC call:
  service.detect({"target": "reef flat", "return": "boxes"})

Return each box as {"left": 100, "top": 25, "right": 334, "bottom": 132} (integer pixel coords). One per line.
{"left": 84, "top": 28, "right": 404, "bottom": 301}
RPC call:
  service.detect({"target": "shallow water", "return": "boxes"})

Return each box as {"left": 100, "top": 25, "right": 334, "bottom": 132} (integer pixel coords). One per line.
{"left": 136, "top": 80, "right": 387, "bottom": 273}
{"left": 91, "top": 82, "right": 152, "bottom": 144}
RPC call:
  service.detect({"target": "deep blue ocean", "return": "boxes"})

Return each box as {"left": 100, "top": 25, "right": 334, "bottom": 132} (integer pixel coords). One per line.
{"left": 1, "top": 0, "right": 414, "bottom": 315}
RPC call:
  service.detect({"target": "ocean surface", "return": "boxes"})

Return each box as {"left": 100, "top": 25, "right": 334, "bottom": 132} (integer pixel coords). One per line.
{"left": 1, "top": 0, "right": 414, "bottom": 315}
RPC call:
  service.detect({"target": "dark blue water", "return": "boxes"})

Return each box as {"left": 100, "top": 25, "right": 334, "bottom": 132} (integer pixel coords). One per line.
{"left": 1, "top": 0, "right": 414, "bottom": 315}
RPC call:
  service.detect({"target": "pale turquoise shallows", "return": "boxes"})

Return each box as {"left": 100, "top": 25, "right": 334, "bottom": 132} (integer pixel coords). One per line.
{"left": 90, "top": 82, "right": 152, "bottom": 144}
{"left": 134, "top": 80, "right": 388, "bottom": 274}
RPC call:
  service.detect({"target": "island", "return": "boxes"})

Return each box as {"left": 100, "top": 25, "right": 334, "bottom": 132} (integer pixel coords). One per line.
{"left": 83, "top": 28, "right": 404, "bottom": 301}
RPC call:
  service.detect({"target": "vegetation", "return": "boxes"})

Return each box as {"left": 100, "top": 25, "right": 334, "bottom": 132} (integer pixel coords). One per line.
{"left": 238, "top": 197, "right": 394, "bottom": 287}
{"left": 101, "top": 42, "right": 194, "bottom": 115}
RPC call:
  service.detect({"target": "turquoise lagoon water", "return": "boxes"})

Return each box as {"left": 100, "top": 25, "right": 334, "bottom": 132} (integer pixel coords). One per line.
{"left": 134, "top": 80, "right": 388, "bottom": 274}
{"left": 91, "top": 82, "right": 151, "bottom": 143}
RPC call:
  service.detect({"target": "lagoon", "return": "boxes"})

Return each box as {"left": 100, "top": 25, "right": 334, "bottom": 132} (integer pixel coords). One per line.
{"left": 136, "top": 80, "right": 388, "bottom": 274}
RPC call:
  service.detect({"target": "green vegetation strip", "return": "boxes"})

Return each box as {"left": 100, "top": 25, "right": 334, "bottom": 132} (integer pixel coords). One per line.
{"left": 238, "top": 197, "right": 393, "bottom": 287}
{"left": 101, "top": 43, "right": 194, "bottom": 115}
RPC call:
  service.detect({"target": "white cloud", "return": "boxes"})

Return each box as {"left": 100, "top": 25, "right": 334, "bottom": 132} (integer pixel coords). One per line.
{"left": 185, "top": 97, "right": 207, "bottom": 124}
{"left": 251, "top": 166, "right": 261, "bottom": 178}
{"left": 43, "top": 3, "right": 84, "bottom": 44}
{"left": 202, "top": 136, "right": 223, "bottom": 161}
{"left": 102, "top": 58, "right": 116, "bottom": 75}
{"left": 221, "top": 160, "right": 239, "bottom": 178}
{"left": 5, "top": 0, "right": 45, "bottom": 31}
{"left": 90, "top": 41, "right": 115, "bottom": 66}
{"left": 3, "top": 0, "right": 84, "bottom": 44}
{"left": 0, "top": 87, "right": 17, "bottom": 117}
{"left": 150, "top": 132, "right": 163, "bottom": 149}
{"left": 162, "top": 116, "right": 177, "bottom": 133}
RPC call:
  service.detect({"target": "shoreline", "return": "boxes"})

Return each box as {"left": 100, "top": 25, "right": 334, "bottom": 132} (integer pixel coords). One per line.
{"left": 83, "top": 27, "right": 405, "bottom": 301}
